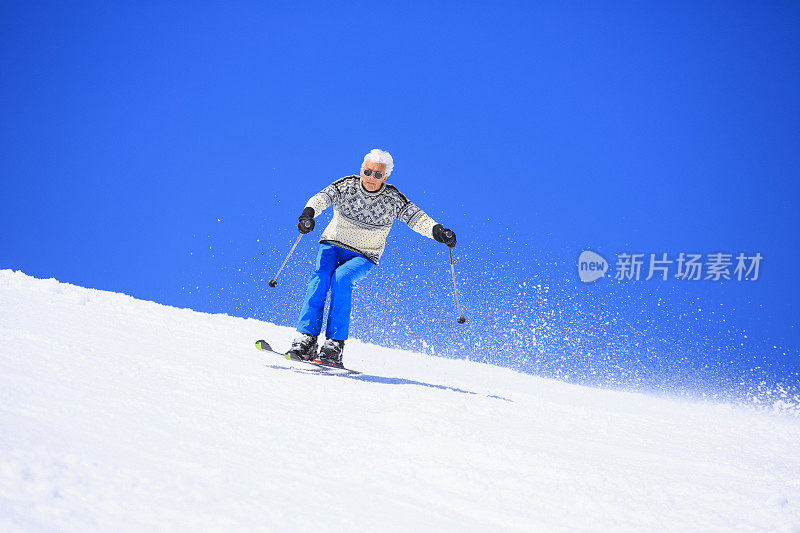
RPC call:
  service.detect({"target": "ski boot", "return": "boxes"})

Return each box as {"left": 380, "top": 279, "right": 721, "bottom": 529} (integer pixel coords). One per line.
{"left": 286, "top": 333, "right": 319, "bottom": 361}
{"left": 317, "top": 338, "right": 345, "bottom": 368}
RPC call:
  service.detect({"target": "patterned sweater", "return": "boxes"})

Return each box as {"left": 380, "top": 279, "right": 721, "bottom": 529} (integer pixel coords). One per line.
{"left": 304, "top": 175, "right": 438, "bottom": 264}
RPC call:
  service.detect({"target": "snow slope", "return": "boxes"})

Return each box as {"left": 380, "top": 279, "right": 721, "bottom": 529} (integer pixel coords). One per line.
{"left": 1, "top": 269, "right": 799, "bottom": 531}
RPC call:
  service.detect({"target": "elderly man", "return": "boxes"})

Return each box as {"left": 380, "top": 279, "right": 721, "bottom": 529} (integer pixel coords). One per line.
{"left": 289, "top": 148, "right": 457, "bottom": 367}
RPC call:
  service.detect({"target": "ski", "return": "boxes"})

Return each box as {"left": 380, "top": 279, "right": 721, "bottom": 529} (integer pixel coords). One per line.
{"left": 255, "top": 339, "right": 361, "bottom": 375}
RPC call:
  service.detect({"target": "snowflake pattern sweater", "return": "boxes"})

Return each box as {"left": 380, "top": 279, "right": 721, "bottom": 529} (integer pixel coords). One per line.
{"left": 304, "top": 175, "right": 438, "bottom": 264}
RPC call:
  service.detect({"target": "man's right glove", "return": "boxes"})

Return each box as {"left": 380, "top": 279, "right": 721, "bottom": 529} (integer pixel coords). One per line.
{"left": 432, "top": 224, "right": 457, "bottom": 247}
{"left": 298, "top": 207, "right": 315, "bottom": 234}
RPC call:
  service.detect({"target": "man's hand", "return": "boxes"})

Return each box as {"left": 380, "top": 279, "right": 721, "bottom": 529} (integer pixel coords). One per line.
{"left": 433, "top": 224, "right": 457, "bottom": 247}
{"left": 298, "top": 207, "right": 315, "bottom": 234}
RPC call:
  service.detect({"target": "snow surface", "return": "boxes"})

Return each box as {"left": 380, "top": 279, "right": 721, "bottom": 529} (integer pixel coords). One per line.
{"left": 1, "top": 269, "right": 799, "bottom": 531}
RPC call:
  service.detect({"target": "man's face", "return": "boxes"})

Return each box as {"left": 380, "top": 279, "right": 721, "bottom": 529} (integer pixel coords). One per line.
{"left": 361, "top": 160, "right": 388, "bottom": 192}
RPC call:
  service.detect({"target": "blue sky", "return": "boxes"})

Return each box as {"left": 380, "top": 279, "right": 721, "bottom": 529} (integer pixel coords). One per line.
{"left": 2, "top": 1, "right": 798, "bottom": 398}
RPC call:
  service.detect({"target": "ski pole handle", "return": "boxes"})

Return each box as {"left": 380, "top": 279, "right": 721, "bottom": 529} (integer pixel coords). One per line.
{"left": 269, "top": 234, "right": 303, "bottom": 287}
{"left": 449, "top": 247, "right": 466, "bottom": 324}
{"left": 298, "top": 218, "right": 313, "bottom": 234}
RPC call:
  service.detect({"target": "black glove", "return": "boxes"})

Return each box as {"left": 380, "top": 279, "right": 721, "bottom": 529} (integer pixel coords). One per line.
{"left": 298, "top": 207, "right": 315, "bottom": 234}
{"left": 432, "top": 224, "right": 457, "bottom": 247}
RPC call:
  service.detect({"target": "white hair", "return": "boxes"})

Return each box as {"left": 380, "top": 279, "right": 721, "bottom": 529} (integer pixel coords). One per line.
{"left": 362, "top": 149, "right": 394, "bottom": 176}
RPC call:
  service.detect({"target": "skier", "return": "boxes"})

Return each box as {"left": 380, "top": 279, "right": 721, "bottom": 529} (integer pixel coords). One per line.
{"left": 287, "top": 149, "right": 457, "bottom": 367}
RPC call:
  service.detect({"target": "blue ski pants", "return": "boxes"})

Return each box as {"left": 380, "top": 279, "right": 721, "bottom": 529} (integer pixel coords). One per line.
{"left": 297, "top": 243, "right": 374, "bottom": 341}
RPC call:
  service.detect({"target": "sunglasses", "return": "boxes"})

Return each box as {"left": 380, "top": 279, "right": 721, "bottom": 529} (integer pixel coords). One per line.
{"left": 362, "top": 168, "right": 384, "bottom": 180}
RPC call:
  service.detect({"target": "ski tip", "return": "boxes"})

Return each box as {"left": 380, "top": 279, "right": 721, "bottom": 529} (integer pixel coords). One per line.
{"left": 255, "top": 340, "right": 271, "bottom": 351}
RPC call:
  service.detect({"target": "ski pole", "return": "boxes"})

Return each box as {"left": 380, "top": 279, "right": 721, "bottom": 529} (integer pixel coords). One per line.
{"left": 447, "top": 237, "right": 466, "bottom": 324}
{"left": 268, "top": 228, "right": 307, "bottom": 287}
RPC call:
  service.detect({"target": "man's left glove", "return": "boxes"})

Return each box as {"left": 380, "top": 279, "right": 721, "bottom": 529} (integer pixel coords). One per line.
{"left": 432, "top": 224, "right": 457, "bottom": 247}
{"left": 298, "top": 207, "right": 315, "bottom": 234}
